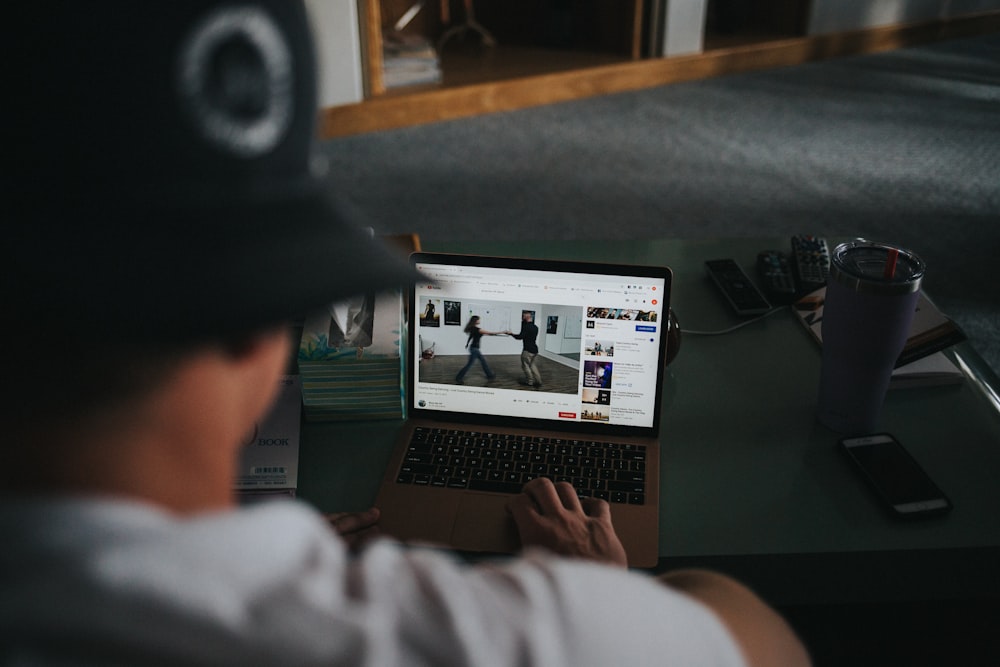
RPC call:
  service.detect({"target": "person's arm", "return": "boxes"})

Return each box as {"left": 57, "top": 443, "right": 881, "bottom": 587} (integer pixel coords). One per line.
{"left": 507, "top": 478, "right": 810, "bottom": 667}
{"left": 660, "top": 570, "right": 811, "bottom": 667}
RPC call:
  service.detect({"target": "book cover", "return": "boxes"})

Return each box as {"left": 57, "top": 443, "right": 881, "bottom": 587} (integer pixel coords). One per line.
{"left": 235, "top": 374, "right": 301, "bottom": 492}
{"left": 793, "top": 286, "right": 966, "bottom": 368}
{"left": 299, "top": 289, "right": 404, "bottom": 362}
{"left": 298, "top": 289, "right": 406, "bottom": 421}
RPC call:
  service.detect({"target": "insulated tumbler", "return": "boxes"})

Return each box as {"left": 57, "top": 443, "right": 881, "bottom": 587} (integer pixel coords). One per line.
{"left": 816, "top": 240, "right": 925, "bottom": 434}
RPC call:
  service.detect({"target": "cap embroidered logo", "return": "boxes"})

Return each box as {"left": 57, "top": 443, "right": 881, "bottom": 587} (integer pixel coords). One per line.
{"left": 176, "top": 6, "right": 294, "bottom": 158}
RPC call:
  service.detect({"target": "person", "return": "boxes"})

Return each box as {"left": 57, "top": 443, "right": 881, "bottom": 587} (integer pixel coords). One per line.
{"left": 508, "top": 309, "right": 542, "bottom": 387}
{"left": 421, "top": 300, "right": 438, "bottom": 326}
{"left": 455, "top": 315, "right": 501, "bottom": 383}
{"left": 598, "top": 362, "right": 613, "bottom": 388}
{"left": 0, "top": 3, "right": 811, "bottom": 666}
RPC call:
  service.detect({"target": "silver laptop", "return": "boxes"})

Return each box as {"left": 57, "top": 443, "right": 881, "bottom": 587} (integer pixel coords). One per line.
{"left": 375, "top": 252, "right": 672, "bottom": 567}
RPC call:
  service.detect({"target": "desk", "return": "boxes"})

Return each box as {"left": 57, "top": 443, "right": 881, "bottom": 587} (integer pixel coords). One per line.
{"left": 298, "top": 238, "right": 1000, "bottom": 606}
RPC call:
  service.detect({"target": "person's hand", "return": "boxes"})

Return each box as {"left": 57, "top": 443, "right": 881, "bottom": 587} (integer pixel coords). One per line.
{"left": 506, "top": 478, "right": 627, "bottom": 567}
{"left": 325, "top": 507, "right": 381, "bottom": 551}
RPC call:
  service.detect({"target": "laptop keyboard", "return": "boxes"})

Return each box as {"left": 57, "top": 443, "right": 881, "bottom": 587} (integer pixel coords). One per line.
{"left": 395, "top": 426, "right": 647, "bottom": 505}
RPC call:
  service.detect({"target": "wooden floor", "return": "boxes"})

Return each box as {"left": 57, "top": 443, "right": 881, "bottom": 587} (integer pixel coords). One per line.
{"left": 321, "top": 11, "right": 1000, "bottom": 138}
{"left": 419, "top": 354, "right": 581, "bottom": 394}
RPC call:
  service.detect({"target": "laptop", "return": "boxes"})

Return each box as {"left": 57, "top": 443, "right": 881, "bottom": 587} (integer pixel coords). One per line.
{"left": 374, "top": 252, "right": 673, "bottom": 567}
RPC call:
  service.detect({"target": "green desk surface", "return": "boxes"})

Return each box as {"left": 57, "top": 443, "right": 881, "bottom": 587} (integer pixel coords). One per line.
{"left": 298, "top": 238, "right": 1000, "bottom": 604}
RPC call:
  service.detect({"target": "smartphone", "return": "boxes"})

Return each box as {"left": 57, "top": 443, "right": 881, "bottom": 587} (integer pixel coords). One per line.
{"left": 838, "top": 433, "right": 952, "bottom": 518}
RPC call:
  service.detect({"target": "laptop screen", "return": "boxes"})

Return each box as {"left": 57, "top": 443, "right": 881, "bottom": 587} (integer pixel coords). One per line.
{"left": 409, "top": 253, "right": 672, "bottom": 435}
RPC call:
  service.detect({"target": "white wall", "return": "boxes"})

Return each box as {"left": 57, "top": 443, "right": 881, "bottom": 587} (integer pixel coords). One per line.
{"left": 542, "top": 305, "right": 584, "bottom": 357}
{"left": 662, "top": 0, "right": 708, "bottom": 56}
{"left": 304, "top": 0, "right": 364, "bottom": 107}
{"left": 808, "top": 0, "right": 1000, "bottom": 35}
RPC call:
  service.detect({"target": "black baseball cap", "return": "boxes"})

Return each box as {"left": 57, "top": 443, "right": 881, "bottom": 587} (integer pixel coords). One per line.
{"left": 6, "top": 1, "right": 419, "bottom": 344}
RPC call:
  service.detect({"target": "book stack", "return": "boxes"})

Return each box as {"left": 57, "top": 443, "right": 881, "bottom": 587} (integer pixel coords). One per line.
{"left": 298, "top": 290, "right": 407, "bottom": 421}
{"left": 382, "top": 32, "right": 441, "bottom": 89}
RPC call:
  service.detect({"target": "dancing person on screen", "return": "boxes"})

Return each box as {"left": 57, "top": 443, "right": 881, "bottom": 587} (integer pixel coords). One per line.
{"left": 456, "top": 315, "right": 503, "bottom": 383}
{"left": 508, "top": 309, "right": 542, "bottom": 387}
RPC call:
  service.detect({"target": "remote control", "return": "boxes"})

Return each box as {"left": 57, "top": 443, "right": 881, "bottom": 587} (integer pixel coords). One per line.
{"left": 757, "top": 250, "right": 797, "bottom": 304}
{"left": 790, "top": 234, "right": 831, "bottom": 295}
{"left": 705, "top": 258, "right": 772, "bottom": 316}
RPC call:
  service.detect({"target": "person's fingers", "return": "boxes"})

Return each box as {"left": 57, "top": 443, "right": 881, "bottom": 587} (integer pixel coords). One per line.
{"left": 521, "top": 477, "right": 565, "bottom": 514}
{"left": 580, "top": 496, "right": 612, "bottom": 520}
{"left": 506, "top": 492, "right": 542, "bottom": 528}
{"left": 552, "top": 481, "right": 583, "bottom": 512}
{"left": 510, "top": 479, "right": 627, "bottom": 566}
{"left": 326, "top": 507, "right": 380, "bottom": 535}
{"left": 507, "top": 489, "right": 537, "bottom": 516}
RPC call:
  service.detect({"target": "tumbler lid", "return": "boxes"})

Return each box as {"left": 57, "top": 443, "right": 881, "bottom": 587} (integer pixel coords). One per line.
{"left": 830, "top": 240, "right": 925, "bottom": 295}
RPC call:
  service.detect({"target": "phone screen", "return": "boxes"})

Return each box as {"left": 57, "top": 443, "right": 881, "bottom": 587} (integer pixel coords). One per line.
{"left": 840, "top": 434, "right": 951, "bottom": 516}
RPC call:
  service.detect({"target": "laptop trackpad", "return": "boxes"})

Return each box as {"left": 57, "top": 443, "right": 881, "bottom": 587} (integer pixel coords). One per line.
{"left": 451, "top": 493, "right": 521, "bottom": 555}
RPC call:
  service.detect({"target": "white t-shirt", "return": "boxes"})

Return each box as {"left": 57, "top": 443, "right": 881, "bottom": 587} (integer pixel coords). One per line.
{"left": 0, "top": 498, "right": 746, "bottom": 666}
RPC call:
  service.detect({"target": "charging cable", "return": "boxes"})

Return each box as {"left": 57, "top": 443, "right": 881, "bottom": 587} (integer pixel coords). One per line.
{"left": 680, "top": 305, "right": 789, "bottom": 336}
